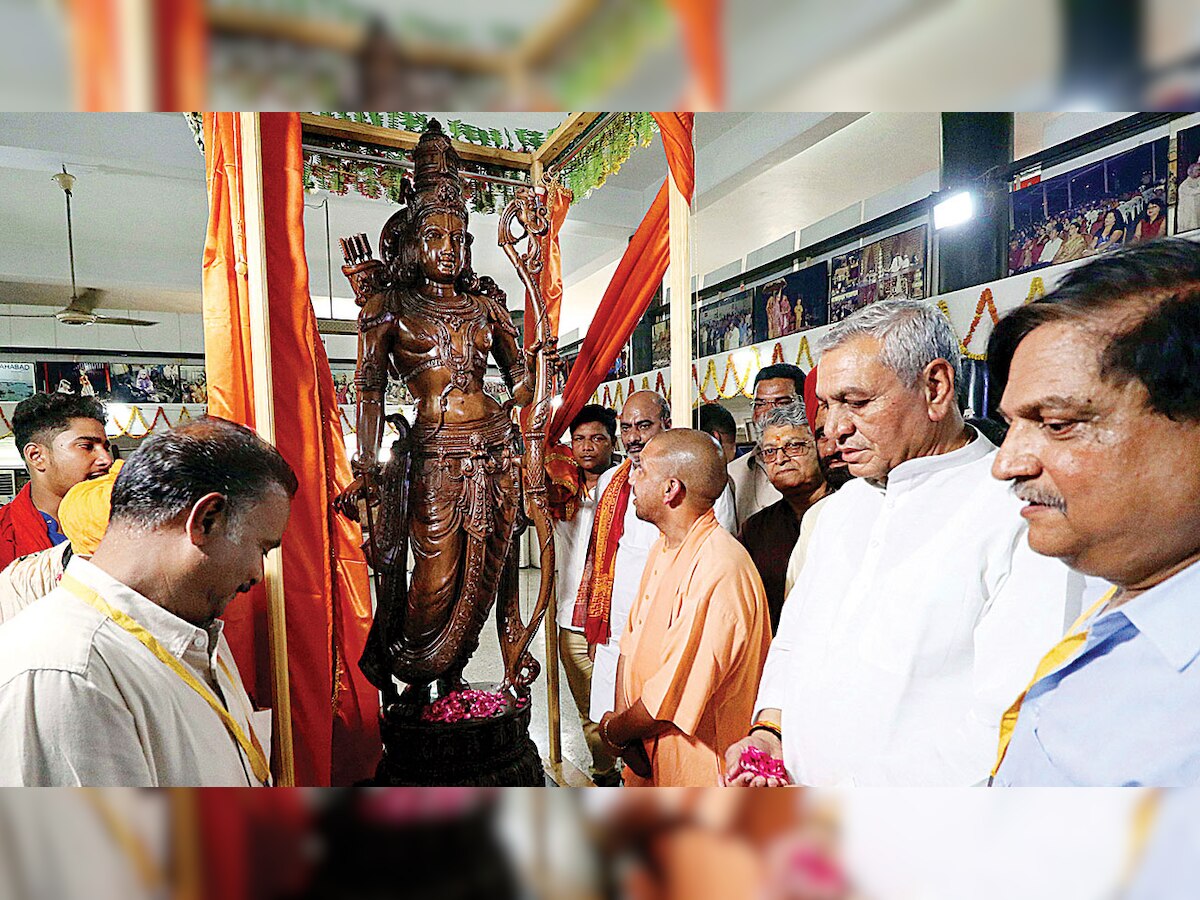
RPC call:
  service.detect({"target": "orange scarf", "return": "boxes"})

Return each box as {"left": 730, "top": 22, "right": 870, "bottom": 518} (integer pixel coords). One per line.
{"left": 576, "top": 459, "right": 632, "bottom": 642}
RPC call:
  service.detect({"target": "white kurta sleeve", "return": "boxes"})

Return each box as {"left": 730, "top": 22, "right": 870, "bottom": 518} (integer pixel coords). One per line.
{"left": 756, "top": 511, "right": 827, "bottom": 716}
{"left": 0, "top": 670, "right": 155, "bottom": 786}
{"left": 971, "top": 532, "right": 1088, "bottom": 733}
{"left": 714, "top": 482, "right": 737, "bottom": 533}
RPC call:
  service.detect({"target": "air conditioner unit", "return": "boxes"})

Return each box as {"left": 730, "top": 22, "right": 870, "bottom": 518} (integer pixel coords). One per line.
{"left": 0, "top": 470, "right": 16, "bottom": 506}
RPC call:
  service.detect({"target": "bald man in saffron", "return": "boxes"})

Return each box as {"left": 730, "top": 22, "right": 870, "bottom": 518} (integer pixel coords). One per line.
{"left": 600, "top": 429, "right": 772, "bottom": 786}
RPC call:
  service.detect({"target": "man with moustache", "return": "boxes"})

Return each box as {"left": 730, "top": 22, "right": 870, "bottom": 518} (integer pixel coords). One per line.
{"left": 600, "top": 430, "right": 770, "bottom": 786}
{"left": 724, "top": 299, "right": 1094, "bottom": 787}
{"left": 728, "top": 364, "right": 807, "bottom": 527}
{"left": 577, "top": 391, "right": 735, "bottom": 726}
{"left": 0, "top": 418, "right": 296, "bottom": 786}
{"left": 988, "top": 239, "right": 1200, "bottom": 786}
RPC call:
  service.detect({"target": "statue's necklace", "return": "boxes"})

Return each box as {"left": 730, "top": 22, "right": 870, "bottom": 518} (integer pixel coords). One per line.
{"left": 405, "top": 290, "right": 482, "bottom": 393}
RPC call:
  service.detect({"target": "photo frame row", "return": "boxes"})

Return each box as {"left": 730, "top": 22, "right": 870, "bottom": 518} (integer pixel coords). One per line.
{"left": 0, "top": 362, "right": 207, "bottom": 404}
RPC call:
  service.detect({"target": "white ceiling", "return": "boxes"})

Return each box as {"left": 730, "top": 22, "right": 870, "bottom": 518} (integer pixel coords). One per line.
{"left": 0, "top": 111, "right": 1084, "bottom": 332}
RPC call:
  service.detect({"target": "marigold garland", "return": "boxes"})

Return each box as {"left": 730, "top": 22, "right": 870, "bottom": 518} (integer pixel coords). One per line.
{"left": 0, "top": 404, "right": 208, "bottom": 441}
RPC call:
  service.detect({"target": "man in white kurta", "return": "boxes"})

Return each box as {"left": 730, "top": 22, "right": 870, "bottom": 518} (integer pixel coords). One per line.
{"left": 757, "top": 430, "right": 1092, "bottom": 785}
{"left": 726, "top": 299, "right": 1096, "bottom": 787}
{"left": 0, "top": 417, "right": 295, "bottom": 787}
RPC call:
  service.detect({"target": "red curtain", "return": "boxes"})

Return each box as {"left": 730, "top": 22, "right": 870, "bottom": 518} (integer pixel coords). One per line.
{"left": 548, "top": 113, "right": 695, "bottom": 442}
{"left": 201, "top": 113, "right": 380, "bottom": 786}
{"left": 66, "top": 0, "right": 206, "bottom": 110}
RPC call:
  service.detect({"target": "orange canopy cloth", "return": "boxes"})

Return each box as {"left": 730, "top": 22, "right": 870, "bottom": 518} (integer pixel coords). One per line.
{"left": 548, "top": 113, "right": 694, "bottom": 443}
{"left": 201, "top": 112, "right": 379, "bottom": 786}
{"left": 618, "top": 509, "right": 771, "bottom": 786}
{"left": 58, "top": 458, "right": 124, "bottom": 556}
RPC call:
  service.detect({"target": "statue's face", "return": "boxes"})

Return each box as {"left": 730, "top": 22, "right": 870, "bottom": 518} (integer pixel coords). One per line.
{"left": 417, "top": 212, "right": 467, "bottom": 284}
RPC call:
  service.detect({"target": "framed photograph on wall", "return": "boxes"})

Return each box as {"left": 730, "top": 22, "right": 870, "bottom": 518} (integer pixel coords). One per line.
{"left": 1009, "top": 137, "right": 1168, "bottom": 274}
{"left": 1174, "top": 124, "right": 1200, "bottom": 235}
{"left": 37, "top": 362, "right": 112, "bottom": 399}
{"left": 754, "top": 262, "right": 829, "bottom": 341}
{"left": 180, "top": 366, "right": 208, "bottom": 404}
{"left": 697, "top": 287, "right": 754, "bottom": 358}
{"left": 110, "top": 364, "right": 182, "bottom": 403}
{"left": 651, "top": 317, "right": 671, "bottom": 369}
{"left": 0, "top": 363, "right": 36, "bottom": 402}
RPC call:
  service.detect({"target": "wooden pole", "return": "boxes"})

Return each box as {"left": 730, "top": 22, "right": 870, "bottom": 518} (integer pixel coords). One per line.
{"left": 531, "top": 158, "right": 564, "bottom": 773}
{"left": 238, "top": 112, "right": 296, "bottom": 787}
{"left": 119, "top": 0, "right": 155, "bottom": 110}
{"left": 668, "top": 156, "right": 694, "bottom": 422}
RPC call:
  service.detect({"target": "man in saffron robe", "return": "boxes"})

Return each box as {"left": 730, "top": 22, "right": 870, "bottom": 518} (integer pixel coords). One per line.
{"left": 599, "top": 429, "right": 771, "bottom": 787}
{"left": 575, "top": 392, "right": 735, "bottom": 725}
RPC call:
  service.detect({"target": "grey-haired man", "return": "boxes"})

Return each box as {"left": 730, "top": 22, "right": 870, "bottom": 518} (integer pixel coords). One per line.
{"left": 725, "top": 299, "right": 1098, "bottom": 787}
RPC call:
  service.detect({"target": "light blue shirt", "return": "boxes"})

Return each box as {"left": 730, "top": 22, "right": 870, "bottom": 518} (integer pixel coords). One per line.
{"left": 1122, "top": 790, "right": 1200, "bottom": 900}
{"left": 995, "top": 560, "right": 1200, "bottom": 786}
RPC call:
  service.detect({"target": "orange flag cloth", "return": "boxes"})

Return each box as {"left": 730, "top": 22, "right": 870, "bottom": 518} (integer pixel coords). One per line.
{"left": 201, "top": 112, "right": 379, "bottom": 786}
{"left": 548, "top": 113, "right": 695, "bottom": 443}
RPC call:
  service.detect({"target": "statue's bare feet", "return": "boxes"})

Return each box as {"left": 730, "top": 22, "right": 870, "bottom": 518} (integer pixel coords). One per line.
{"left": 435, "top": 674, "right": 470, "bottom": 700}
{"left": 395, "top": 683, "right": 432, "bottom": 717}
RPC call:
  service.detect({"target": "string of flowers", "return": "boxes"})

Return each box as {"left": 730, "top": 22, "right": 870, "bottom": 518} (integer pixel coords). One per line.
{"left": 938, "top": 288, "right": 999, "bottom": 362}
{"left": 595, "top": 337, "right": 816, "bottom": 412}
{"left": 302, "top": 139, "right": 532, "bottom": 216}
{"left": 558, "top": 112, "right": 658, "bottom": 204}
{"left": 1024, "top": 277, "right": 1046, "bottom": 304}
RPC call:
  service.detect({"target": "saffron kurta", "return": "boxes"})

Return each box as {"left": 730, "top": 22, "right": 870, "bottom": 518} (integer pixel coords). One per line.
{"left": 618, "top": 509, "right": 771, "bottom": 786}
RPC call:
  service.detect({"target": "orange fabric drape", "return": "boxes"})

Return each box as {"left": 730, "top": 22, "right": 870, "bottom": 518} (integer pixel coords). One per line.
{"left": 524, "top": 182, "right": 572, "bottom": 352}
{"left": 548, "top": 113, "right": 695, "bottom": 442}
{"left": 66, "top": 0, "right": 122, "bottom": 111}
{"left": 66, "top": 0, "right": 206, "bottom": 110}
{"left": 201, "top": 112, "right": 380, "bottom": 787}
{"left": 667, "top": 0, "right": 725, "bottom": 109}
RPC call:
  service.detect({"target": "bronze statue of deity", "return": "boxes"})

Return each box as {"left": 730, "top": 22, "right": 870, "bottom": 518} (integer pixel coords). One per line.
{"left": 333, "top": 121, "right": 543, "bottom": 709}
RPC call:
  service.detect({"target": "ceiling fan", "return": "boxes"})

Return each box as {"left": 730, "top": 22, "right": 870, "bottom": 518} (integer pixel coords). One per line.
{"left": 0, "top": 168, "right": 157, "bottom": 328}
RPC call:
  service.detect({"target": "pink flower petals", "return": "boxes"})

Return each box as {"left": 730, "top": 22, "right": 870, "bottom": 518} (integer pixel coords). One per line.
{"left": 739, "top": 746, "right": 789, "bottom": 781}
{"left": 420, "top": 688, "right": 528, "bottom": 723}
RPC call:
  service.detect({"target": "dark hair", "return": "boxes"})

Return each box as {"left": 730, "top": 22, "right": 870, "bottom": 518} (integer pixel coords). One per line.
{"left": 753, "top": 363, "right": 805, "bottom": 394}
{"left": 13, "top": 392, "right": 107, "bottom": 455}
{"left": 988, "top": 238, "right": 1200, "bottom": 422}
{"left": 695, "top": 402, "right": 736, "bottom": 438}
{"left": 569, "top": 403, "right": 617, "bottom": 440}
{"left": 110, "top": 416, "right": 299, "bottom": 529}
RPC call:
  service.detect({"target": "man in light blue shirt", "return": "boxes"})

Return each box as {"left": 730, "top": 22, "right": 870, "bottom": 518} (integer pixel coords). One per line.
{"left": 989, "top": 238, "right": 1200, "bottom": 786}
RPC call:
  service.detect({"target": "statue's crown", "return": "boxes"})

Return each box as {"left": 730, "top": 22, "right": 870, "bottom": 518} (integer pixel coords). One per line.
{"left": 411, "top": 118, "right": 468, "bottom": 223}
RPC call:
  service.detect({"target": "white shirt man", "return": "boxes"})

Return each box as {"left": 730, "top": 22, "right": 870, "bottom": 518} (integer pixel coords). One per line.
{"left": 757, "top": 431, "right": 1094, "bottom": 785}
{"left": 1038, "top": 231, "right": 1063, "bottom": 264}
{"left": 727, "top": 299, "right": 1100, "bottom": 788}
{"left": 0, "top": 557, "right": 270, "bottom": 786}
{"left": 588, "top": 462, "right": 735, "bottom": 722}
